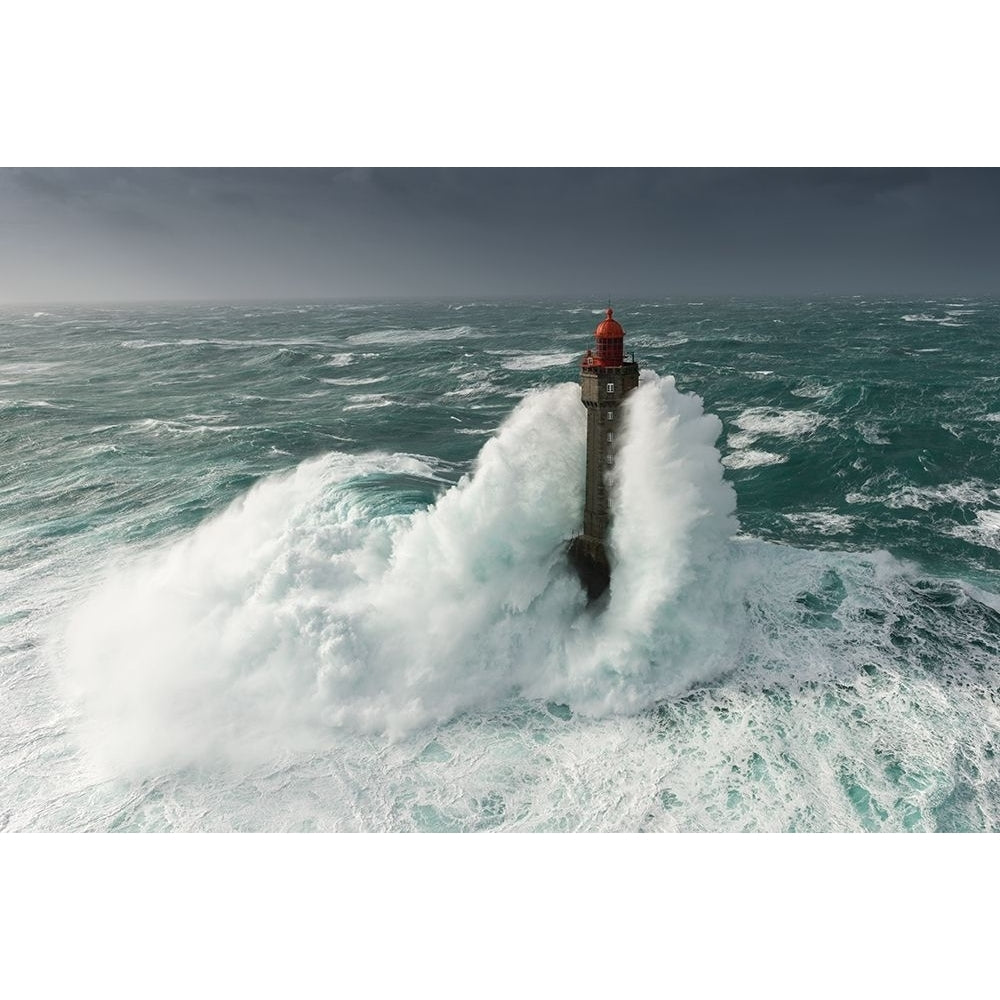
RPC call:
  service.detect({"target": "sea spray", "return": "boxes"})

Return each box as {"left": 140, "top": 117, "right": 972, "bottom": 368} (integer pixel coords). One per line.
{"left": 610, "top": 373, "right": 737, "bottom": 618}
{"left": 315, "top": 383, "right": 587, "bottom": 735}
{"left": 60, "top": 453, "right": 423, "bottom": 772}
{"left": 61, "top": 374, "right": 742, "bottom": 772}
{"left": 61, "top": 374, "right": 751, "bottom": 773}
{"left": 530, "top": 374, "right": 743, "bottom": 713}
{"left": 62, "top": 385, "right": 586, "bottom": 769}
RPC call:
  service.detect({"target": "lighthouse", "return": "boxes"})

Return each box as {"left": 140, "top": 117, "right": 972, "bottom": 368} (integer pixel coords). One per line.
{"left": 567, "top": 307, "right": 640, "bottom": 600}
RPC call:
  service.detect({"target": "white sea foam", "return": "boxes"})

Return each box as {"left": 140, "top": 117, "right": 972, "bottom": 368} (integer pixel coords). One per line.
{"left": 60, "top": 375, "right": 745, "bottom": 772}
{"left": 951, "top": 510, "right": 1000, "bottom": 550}
{"left": 901, "top": 313, "right": 964, "bottom": 327}
{"left": 726, "top": 431, "right": 756, "bottom": 450}
{"left": 723, "top": 450, "right": 788, "bottom": 469}
{"left": 895, "top": 482, "right": 1000, "bottom": 510}
{"left": 962, "top": 582, "right": 1000, "bottom": 613}
{"left": 326, "top": 353, "right": 355, "bottom": 367}
{"left": 347, "top": 326, "right": 476, "bottom": 346}
{"left": 857, "top": 420, "right": 891, "bottom": 445}
{"left": 442, "top": 381, "right": 493, "bottom": 399}
{"left": 783, "top": 511, "right": 857, "bottom": 535}
{"left": 125, "top": 337, "right": 338, "bottom": 351}
{"left": 321, "top": 376, "right": 386, "bottom": 387}
{"left": 179, "top": 412, "right": 231, "bottom": 424}
{"left": 121, "top": 417, "right": 239, "bottom": 438}
{"left": 791, "top": 383, "right": 834, "bottom": 400}
{"left": 77, "top": 443, "right": 119, "bottom": 458}
{"left": 577, "top": 374, "right": 741, "bottom": 705}
{"left": 726, "top": 406, "right": 823, "bottom": 463}
{"left": 0, "top": 362, "right": 61, "bottom": 379}
{"left": 440, "top": 367, "right": 493, "bottom": 400}
{"left": 0, "top": 399, "right": 66, "bottom": 411}
{"left": 847, "top": 479, "right": 1000, "bottom": 511}
{"left": 732, "top": 406, "right": 825, "bottom": 440}
{"left": 502, "top": 352, "right": 578, "bottom": 371}
{"left": 342, "top": 394, "right": 396, "bottom": 411}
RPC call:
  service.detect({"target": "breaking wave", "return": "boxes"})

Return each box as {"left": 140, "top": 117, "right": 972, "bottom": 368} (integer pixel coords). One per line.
{"left": 60, "top": 374, "right": 741, "bottom": 771}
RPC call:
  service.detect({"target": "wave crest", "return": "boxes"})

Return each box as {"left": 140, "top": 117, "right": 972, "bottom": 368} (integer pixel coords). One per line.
{"left": 61, "top": 375, "right": 743, "bottom": 772}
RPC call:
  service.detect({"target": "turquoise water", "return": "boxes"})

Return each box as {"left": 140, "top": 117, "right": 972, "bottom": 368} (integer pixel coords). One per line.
{"left": 2, "top": 298, "right": 998, "bottom": 831}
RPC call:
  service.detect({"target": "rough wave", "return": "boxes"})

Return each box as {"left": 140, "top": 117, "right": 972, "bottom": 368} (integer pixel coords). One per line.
{"left": 60, "top": 374, "right": 742, "bottom": 772}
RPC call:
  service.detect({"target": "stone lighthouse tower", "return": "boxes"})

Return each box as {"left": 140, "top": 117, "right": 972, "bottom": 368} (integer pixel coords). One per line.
{"left": 568, "top": 307, "right": 640, "bottom": 600}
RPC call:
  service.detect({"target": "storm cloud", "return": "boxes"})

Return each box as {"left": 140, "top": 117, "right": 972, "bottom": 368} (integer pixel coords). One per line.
{"left": 2, "top": 168, "right": 998, "bottom": 302}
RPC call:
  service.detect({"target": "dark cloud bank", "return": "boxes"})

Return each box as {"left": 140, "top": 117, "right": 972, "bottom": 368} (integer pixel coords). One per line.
{"left": 2, "top": 168, "right": 998, "bottom": 302}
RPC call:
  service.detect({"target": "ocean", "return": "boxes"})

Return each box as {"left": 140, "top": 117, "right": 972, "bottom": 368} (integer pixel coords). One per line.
{"left": 2, "top": 297, "right": 998, "bottom": 832}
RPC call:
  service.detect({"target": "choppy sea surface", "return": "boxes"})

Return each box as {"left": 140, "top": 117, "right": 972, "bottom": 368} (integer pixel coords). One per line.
{"left": 2, "top": 298, "right": 999, "bottom": 832}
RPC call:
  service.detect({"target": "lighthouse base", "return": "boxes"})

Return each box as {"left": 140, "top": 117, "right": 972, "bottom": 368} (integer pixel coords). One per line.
{"left": 567, "top": 535, "right": 611, "bottom": 602}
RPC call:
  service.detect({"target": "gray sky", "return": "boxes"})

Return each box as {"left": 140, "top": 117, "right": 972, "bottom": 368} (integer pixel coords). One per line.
{"left": 2, "top": 168, "right": 999, "bottom": 302}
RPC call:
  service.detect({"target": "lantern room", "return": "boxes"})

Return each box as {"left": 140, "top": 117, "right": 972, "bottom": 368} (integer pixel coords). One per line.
{"left": 582, "top": 308, "right": 626, "bottom": 368}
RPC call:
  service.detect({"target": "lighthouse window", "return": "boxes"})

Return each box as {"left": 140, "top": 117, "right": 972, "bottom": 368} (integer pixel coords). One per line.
{"left": 607, "top": 432, "right": 614, "bottom": 442}
{"left": 607, "top": 411, "right": 613, "bottom": 421}
{"left": 606, "top": 383, "right": 614, "bottom": 393}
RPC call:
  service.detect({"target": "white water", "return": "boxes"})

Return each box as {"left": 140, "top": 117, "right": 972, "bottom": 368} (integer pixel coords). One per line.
{"left": 59, "top": 374, "right": 741, "bottom": 774}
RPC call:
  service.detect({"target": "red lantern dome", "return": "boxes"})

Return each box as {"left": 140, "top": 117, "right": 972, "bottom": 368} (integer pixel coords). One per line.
{"left": 595, "top": 307, "right": 624, "bottom": 340}
{"left": 585, "top": 307, "right": 625, "bottom": 367}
